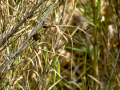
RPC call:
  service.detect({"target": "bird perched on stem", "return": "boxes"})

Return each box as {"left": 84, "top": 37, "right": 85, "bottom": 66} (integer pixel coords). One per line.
{"left": 33, "top": 33, "right": 42, "bottom": 41}
{"left": 32, "top": 18, "right": 51, "bottom": 41}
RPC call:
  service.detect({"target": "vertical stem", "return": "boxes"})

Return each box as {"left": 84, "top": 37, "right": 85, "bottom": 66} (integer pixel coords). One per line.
{"left": 91, "top": 0, "right": 98, "bottom": 90}
{"left": 116, "top": 0, "right": 120, "bottom": 50}
{"left": 84, "top": 45, "right": 87, "bottom": 89}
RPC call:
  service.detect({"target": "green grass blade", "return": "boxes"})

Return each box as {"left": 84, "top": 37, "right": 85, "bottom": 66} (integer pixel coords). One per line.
{"left": 65, "top": 46, "right": 86, "bottom": 52}
{"left": 69, "top": 81, "right": 82, "bottom": 90}
{"left": 16, "top": 0, "right": 21, "bottom": 5}
{"left": 7, "top": 47, "right": 10, "bottom": 55}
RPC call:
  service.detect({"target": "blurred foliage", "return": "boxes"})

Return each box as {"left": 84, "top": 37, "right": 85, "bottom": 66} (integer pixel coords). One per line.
{"left": 0, "top": 0, "right": 120, "bottom": 90}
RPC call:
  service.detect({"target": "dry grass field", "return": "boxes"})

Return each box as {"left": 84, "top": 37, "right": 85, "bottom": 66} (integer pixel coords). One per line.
{"left": 0, "top": 0, "right": 120, "bottom": 90}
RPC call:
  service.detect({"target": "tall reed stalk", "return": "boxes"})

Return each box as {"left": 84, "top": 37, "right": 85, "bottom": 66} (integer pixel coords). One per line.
{"left": 91, "top": 0, "right": 98, "bottom": 90}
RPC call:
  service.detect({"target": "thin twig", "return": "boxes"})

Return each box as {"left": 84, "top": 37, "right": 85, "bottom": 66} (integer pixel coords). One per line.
{"left": 106, "top": 50, "right": 120, "bottom": 90}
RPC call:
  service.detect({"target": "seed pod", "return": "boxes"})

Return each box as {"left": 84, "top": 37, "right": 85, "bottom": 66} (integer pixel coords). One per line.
{"left": 42, "top": 18, "right": 51, "bottom": 28}
{"left": 33, "top": 33, "right": 42, "bottom": 41}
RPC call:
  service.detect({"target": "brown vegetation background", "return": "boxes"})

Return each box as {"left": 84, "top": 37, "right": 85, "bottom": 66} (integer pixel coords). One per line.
{"left": 0, "top": 0, "right": 120, "bottom": 90}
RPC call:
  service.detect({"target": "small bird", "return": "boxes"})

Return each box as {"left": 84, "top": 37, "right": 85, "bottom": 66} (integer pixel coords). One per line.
{"left": 33, "top": 33, "right": 42, "bottom": 41}
{"left": 42, "top": 18, "right": 51, "bottom": 28}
